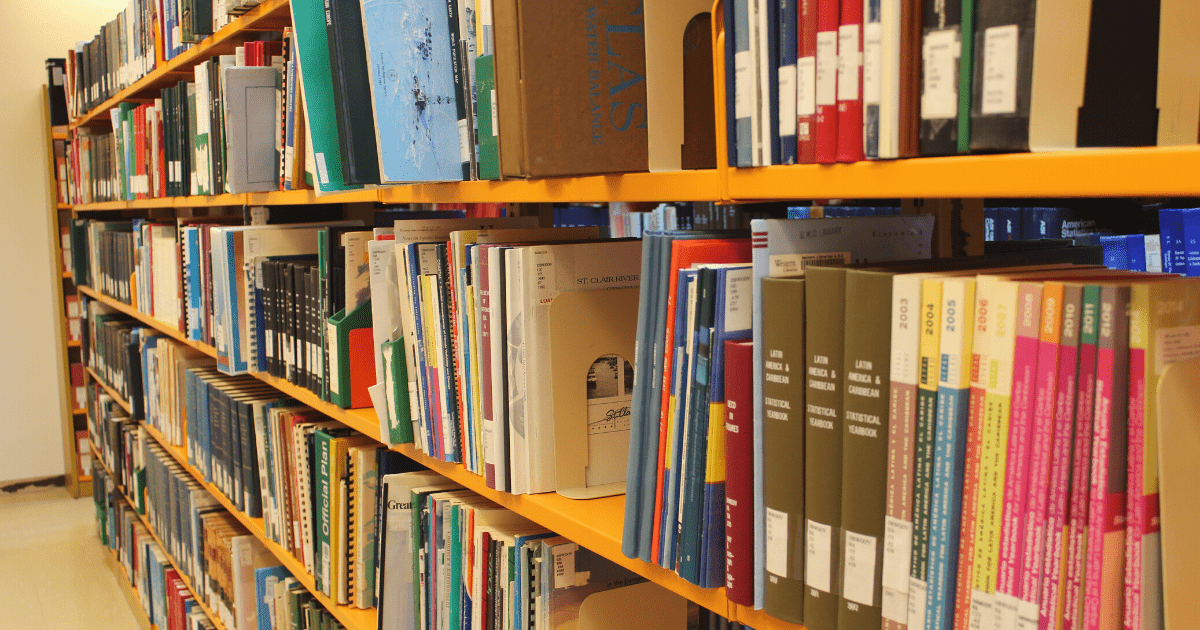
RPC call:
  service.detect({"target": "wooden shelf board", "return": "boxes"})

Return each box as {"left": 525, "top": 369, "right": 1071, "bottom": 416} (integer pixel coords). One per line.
{"left": 76, "top": 286, "right": 764, "bottom": 625}
{"left": 73, "top": 408, "right": 87, "bottom": 415}
{"left": 247, "top": 188, "right": 380, "bottom": 206}
{"left": 101, "top": 544, "right": 155, "bottom": 630}
{"left": 57, "top": 203, "right": 73, "bottom": 210}
{"left": 63, "top": 271, "right": 73, "bottom": 279}
{"left": 78, "top": 285, "right": 218, "bottom": 359}
{"left": 139, "top": 423, "right": 377, "bottom": 630}
{"left": 67, "top": 340, "right": 81, "bottom": 347}
{"left": 92, "top": 443, "right": 232, "bottom": 630}
{"left": 76, "top": 200, "right": 129, "bottom": 211}
{"left": 86, "top": 366, "right": 132, "bottom": 415}
{"left": 70, "top": 0, "right": 290, "bottom": 129}
{"left": 377, "top": 170, "right": 722, "bottom": 204}
{"left": 726, "top": 145, "right": 1200, "bottom": 199}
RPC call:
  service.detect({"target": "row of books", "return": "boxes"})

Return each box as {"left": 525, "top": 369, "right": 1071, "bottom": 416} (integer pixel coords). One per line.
{"left": 716, "top": 256, "right": 1186, "bottom": 630}
{"left": 63, "top": 0, "right": 262, "bottom": 118}
{"left": 63, "top": 34, "right": 295, "bottom": 205}
{"left": 89, "top": 382, "right": 351, "bottom": 630}
{"left": 93, "top": 469, "right": 220, "bottom": 630}
{"left": 726, "top": 0, "right": 1199, "bottom": 166}
{"left": 83, "top": 300, "right": 145, "bottom": 415}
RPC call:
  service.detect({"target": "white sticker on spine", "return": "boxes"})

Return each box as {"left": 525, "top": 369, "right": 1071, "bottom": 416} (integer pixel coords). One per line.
{"left": 908, "top": 577, "right": 929, "bottom": 629}
{"left": 863, "top": 22, "right": 883, "bottom": 105}
{"left": 837, "top": 24, "right": 861, "bottom": 101}
{"left": 806, "top": 520, "right": 833, "bottom": 592}
{"left": 881, "top": 516, "right": 913, "bottom": 620}
{"left": 843, "top": 530, "right": 878, "bottom": 605}
{"left": 765, "top": 507, "right": 789, "bottom": 577}
{"left": 981, "top": 25, "right": 1019, "bottom": 115}
{"left": 921, "top": 29, "right": 960, "bottom": 119}
{"left": 778, "top": 65, "right": 797, "bottom": 137}
{"left": 815, "top": 32, "right": 838, "bottom": 106}
{"left": 735, "top": 51, "right": 752, "bottom": 118}
{"left": 797, "top": 56, "right": 817, "bottom": 117}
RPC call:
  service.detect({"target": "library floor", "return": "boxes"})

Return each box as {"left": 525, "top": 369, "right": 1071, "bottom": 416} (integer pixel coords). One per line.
{"left": 0, "top": 486, "right": 142, "bottom": 630}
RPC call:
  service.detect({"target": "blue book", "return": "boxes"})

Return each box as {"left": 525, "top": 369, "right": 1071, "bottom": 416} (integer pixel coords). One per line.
{"left": 255, "top": 566, "right": 290, "bottom": 630}
{"left": 1022, "top": 207, "right": 1058, "bottom": 239}
{"left": 360, "top": 0, "right": 464, "bottom": 182}
{"left": 778, "top": 0, "right": 798, "bottom": 164}
{"left": 787, "top": 206, "right": 813, "bottom": 219}
{"left": 863, "top": 0, "right": 882, "bottom": 159}
{"left": 984, "top": 208, "right": 997, "bottom": 241}
{"left": 997, "top": 207, "right": 1021, "bottom": 240}
{"left": 725, "top": 0, "right": 738, "bottom": 167}
{"left": 699, "top": 264, "right": 752, "bottom": 588}
{"left": 623, "top": 232, "right": 662, "bottom": 560}
{"left": 1184, "top": 208, "right": 1200, "bottom": 277}
{"left": 734, "top": 0, "right": 753, "bottom": 166}
{"left": 660, "top": 268, "right": 699, "bottom": 568}
{"left": 1100, "top": 234, "right": 1130, "bottom": 270}
{"left": 183, "top": 227, "right": 203, "bottom": 340}
{"left": 924, "top": 279, "right": 973, "bottom": 630}
{"left": 1159, "top": 208, "right": 1185, "bottom": 273}
{"left": 1125, "top": 234, "right": 1148, "bottom": 272}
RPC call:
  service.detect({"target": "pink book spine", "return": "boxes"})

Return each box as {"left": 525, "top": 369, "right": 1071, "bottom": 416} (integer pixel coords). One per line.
{"left": 1020, "top": 326, "right": 1060, "bottom": 605}
{"left": 1038, "top": 333, "right": 1081, "bottom": 630}
{"left": 1123, "top": 346, "right": 1146, "bottom": 630}
{"left": 997, "top": 284, "right": 1043, "bottom": 595}
{"left": 1062, "top": 338, "right": 1098, "bottom": 630}
{"left": 479, "top": 246, "right": 495, "bottom": 488}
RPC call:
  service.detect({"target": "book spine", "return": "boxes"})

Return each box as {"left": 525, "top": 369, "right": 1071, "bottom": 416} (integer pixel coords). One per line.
{"left": 925, "top": 278, "right": 975, "bottom": 630}
{"left": 909, "top": 277, "right": 943, "bottom": 630}
{"left": 725, "top": 340, "right": 755, "bottom": 606}
{"left": 1062, "top": 286, "right": 1100, "bottom": 630}
{"left": 778, "top": 0, "right": 798, "bottom": 164}
{"left": 814, "top": 0, "right": 839, "bottom": 163}
{"left": 953, "top": 275, "right": 993, "bottom": 630}
{"left": 1082, "top": 285, "right": 1129, "bottom": 630}
{"left": 1039, "top": 284, "right": 1083, "bottom": 630}
{"left": 1017, "top": 284, "right": 1063, "bottom": 618}
{"left": 882, "top": 275, "right": 921, "bottom": 630}
{"left": 839, "top": 270, "right": 892, "bottom": 630}
{"left": 761, "top": 278, "right": 805, "bottom": 623}
{"left": 862, "top": 0, "right": 881, "bottom": 159}
{"left": 734, "top": 0, "right": 755, "bottom": 166}
{"left": 835, "top": 0, "right": 863, "bottom": 162}
{"left": 996, "top": 283, "right": 1043, "bottom": 629}
{"left": 803, "top": 266, "right": 846, "bottom": 630}
{"left": 315, "top": 430, "right": 332, "bottom": 595}
{"left": 797, "top": 0, "right": 818, "bottom": 162}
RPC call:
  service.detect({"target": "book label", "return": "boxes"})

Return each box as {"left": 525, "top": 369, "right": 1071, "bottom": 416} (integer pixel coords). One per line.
{"left": 552, "top": 543, "right": 578, "bottom": 588}
{"left": 798, "top": 57, "right": 817, "bottom": 118}
{"left": 863, "top": 22, "right": 882, "bottom": 105}
{"left": 807, "top": 519, "right": 834, "bottom": 592}
{"left": 881, "top": 515, "right": 913, "bottom": 622}
{"left": 770, "top": 251, "right": 850, "bottom": 277}
{"left": 837, "top": 25, "right": 861, "bottom": 101}
{"left": 766, "top": 507, "right": 790, "bottom": 577}
{"left": 994, "top": 591, "right": 1020, "bottom": 630}
{"left": 816, "top": 31, "right": 839, "bottom": 106}
{"left": 969, "top": 590, "right": 996, "bottom": 630}
{"left": 981, "top": 25, "right": 1019, "bottom": 115}
{"left": 908, "top": 577, "right": 928, "bottom": 629}
{"left": 1014, "top": 600, "right": 1038, "bottom": 630}
{"left": 735, "top": 51, "right": 752, "bottom": 118}
{"left": 921, "top": 29, "right": 959, "bottom": 119}
{"left": 327, "top": 321, "right": 339, "bottom": 394}
{"left": 779, "top": 65, "right": 798, "bottom": 136}
{"left": 843, "top": 530, "right": 878, "bottom": 605}
{"left": 1155, "top": 324, "right": 1200, "bottom": 374}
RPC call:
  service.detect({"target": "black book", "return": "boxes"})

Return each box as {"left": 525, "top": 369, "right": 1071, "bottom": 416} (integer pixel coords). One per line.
{"left": 1076, "top": 0, "right": 1160, "bottom": 146}
{"left": 969, "top": 0, "right": 1034, "bottom": 151}
{"left": 324, "top": 0, "right": 381, "bottom": 185}
{"left": 46, "top": 58, "right": 68, "bottom": 125}
{"left": 308, "top": 266, "right": 322, "bottom": 396}
{"left": 444, "top": 0, "right": 472, "bottom": 179}
{"left": 282, "top": 262, "right": 296, "bottom": 384}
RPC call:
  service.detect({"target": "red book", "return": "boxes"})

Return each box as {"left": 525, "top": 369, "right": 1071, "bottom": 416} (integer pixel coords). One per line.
{"left": 797, "top": 0, "right": 819, "bottom": 162}
{"left": 650, "top": 238, "right": 752, "bottom": 563}
{"left": 134, "top": 104, "right": 146, "bottom": 199}
{"left": 835, "top": 0, "right": 863, "bottom": 162}
{"left": 814, "top": 0, "right": 840, "bottom": 163}
{"left": 724, "top": 339, "right": 755, "bottom": 606}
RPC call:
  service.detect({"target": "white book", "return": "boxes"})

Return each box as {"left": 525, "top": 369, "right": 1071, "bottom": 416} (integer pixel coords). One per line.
{"left": 369, "top": 239, "right": 403, "bottom": 434}
{"left": 505, "top": 247, "right": 529, "bottom": 494}
{"left": 343, "top": 231, "right": 372, "bottom": 312}
{"left": 378, "top": 474, "right": 454, "bottom": 630}
{"left": 487, "top": 245, "right": 511, "bottom": 493}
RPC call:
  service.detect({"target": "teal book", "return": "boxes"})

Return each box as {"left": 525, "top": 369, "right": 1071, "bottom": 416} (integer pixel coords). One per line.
{"left": 287, "top": 0, "right": 362, "bottom": 193}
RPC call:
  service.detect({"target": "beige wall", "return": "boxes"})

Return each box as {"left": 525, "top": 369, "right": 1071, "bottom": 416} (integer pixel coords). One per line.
{"left": 0, "top": 0, "right": 128, "bottom": 482}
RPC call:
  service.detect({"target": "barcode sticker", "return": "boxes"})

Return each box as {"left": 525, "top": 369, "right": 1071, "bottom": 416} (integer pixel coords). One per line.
{"left": 843, "top": 531, "right": 878, "bottom": 605}
{"left": 766, "top": 507, "right": 789, "bottom": 577}
{"left": 806, "top": 520, "right": 833, "bottom": 592}
{"left": 315, "top": 152, "right": 330, "bottom": 185}
{"left": 327, "top": 322, "right": 340, "bottom": 395}
{"left": 982, "top": 25, "right": 1019, "bottom": 115}
{"left": 837, "top": 24, "right": 861, "bottom": 101}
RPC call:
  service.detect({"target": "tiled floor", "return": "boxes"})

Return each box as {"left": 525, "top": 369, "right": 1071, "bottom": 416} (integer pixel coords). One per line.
{"left": 0, "top": 486, "right": 144, "bottom": 630}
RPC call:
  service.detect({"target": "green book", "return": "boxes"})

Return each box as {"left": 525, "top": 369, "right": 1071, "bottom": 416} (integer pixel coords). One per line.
{"left": 475, "top": 55, "right": 500, "bottom": 180}
{"left": 957, "top": 0, "right": 975, "bottom": 153}
{"left": 287, "top": 0, "right": 362, "bottom": 193}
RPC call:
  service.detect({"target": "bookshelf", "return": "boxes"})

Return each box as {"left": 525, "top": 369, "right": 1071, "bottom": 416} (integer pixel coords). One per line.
{"left": 42, "top": 87, "right": 90, "bottom": 499}
{"left": 53, "top": 1, "right": 1200, "bottom": 630}
{"left": 99, "top": 538, "right": 155, "bottom": 630}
